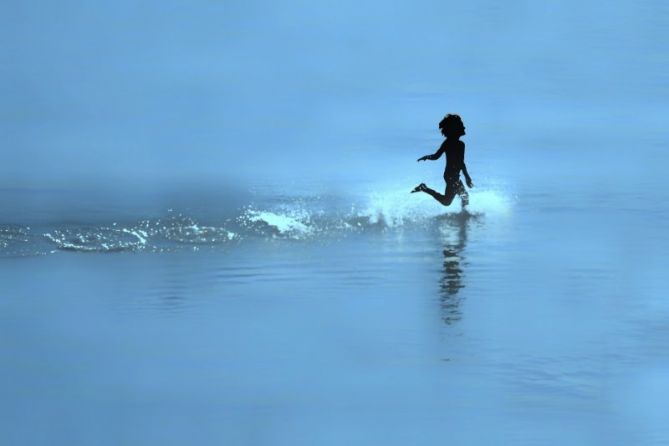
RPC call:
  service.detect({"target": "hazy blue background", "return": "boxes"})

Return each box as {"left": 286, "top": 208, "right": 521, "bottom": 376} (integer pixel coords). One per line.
{"left": 1, "top": 1, "right": 668, "bottom": 445}
{"left": 2, "top": 0, "right": 667, "bottom": 186}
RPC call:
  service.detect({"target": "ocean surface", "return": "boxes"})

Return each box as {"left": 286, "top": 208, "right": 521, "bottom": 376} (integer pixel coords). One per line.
{"left": 2, "top": 1, "right": 669, "bottom": 444}
{"left": 2, "top": 158, "right": 668, "bottom": 445}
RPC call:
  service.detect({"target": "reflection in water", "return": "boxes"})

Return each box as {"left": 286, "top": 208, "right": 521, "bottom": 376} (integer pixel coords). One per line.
{"left": 437, "top": 213, "right": 473, "bottom": 325}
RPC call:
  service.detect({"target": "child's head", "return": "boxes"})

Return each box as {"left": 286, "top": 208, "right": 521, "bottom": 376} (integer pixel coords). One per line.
{"left": 439, "top": 114, "right": 465, "bottom": 138}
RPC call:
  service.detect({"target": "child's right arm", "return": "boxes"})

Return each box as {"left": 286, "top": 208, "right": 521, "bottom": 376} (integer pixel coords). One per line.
{"left": 417, "top": 145, "right": 445, "bottom": 162}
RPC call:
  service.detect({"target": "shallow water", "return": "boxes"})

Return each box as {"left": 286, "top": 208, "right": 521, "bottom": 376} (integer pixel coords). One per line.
{"left": 2, "top": 174, "right": 668, "bottom": 445}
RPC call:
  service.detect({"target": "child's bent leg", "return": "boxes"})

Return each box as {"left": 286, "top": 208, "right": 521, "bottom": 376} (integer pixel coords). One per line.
{"left": 420, "top": 184, "right": 456, "bottom": 206}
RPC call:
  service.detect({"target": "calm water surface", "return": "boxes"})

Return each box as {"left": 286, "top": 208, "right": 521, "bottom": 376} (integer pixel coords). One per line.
{"left": 1, "top": 171, "right": 668, "bottom": 445}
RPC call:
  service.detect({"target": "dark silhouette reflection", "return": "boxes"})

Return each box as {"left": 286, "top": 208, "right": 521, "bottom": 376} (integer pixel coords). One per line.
{"left": 436, "top": 212, "right": 474, "bottom": 325}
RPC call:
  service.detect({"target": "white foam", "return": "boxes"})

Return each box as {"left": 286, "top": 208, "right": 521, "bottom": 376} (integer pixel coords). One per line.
{"left": 357, "top": 186, "right": 512, "bottom": 227}
{"left": 32, "top": 185, "right": 512, "bottom": 255}
{"left": 122, "top": 228, "right": 148, "bottom": 245}
{"left": 245, "top": 209, "right": 313, "bottom": 238}
{"left": 466, "top": 189, "right": 513, "bottom": 216}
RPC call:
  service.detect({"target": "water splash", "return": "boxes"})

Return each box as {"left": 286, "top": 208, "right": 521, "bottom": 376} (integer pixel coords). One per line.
{"left": 240, "top": 207, "right": 314, "bottom": 239}
{"left": 148, "top": 213, "right": 237, "bottom": 245}
{"left": 44, "top": 227, "right": 148, "bottom": 253}
{"left": 2, "top": 185, "right": 512, "bottom": 255}
{"left": 0, "top": 225, "right": 32, "bottom": 256}
{"left": 356, "top": 186, "right": 511, "bottom": 227}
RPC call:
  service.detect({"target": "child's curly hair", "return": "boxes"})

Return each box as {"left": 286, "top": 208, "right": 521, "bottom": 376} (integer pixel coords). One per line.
{"left": 438, "top": 114, "right": 465, "bottom": 137}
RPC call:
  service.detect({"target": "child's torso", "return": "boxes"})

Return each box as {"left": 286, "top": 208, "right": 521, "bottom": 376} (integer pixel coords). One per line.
{"left": 442, "top": 139, "right": 465, "bottom": 178}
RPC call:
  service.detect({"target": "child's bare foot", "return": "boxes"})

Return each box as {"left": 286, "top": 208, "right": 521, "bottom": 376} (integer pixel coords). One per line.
{"left": 411, "top": 183, "right": 426, "bottom": 193}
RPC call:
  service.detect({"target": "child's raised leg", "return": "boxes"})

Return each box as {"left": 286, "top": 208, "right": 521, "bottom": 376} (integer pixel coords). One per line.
{"left": 411, "top": 183, "right": 456, "bottom": 207}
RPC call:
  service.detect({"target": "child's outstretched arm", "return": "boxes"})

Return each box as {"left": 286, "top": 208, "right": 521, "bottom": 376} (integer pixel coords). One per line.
{"left": 417, "top": 145, "right": 445, "bottom": 162}
{"left": 462, "top": 163, "right": 474, "bottom": 188}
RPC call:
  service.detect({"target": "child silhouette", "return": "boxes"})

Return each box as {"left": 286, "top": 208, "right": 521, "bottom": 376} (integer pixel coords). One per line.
{"left": 412, "top": 114, "right": 474, "bottom": 209}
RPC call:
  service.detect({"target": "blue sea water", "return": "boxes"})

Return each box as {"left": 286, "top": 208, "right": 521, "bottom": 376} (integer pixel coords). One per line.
{"left": 2, "top": 1, "right": 669, "bottom": 445}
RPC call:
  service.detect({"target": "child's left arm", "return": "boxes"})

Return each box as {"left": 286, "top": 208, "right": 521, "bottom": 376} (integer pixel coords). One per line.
{"left": 462, "top": 163, "right": 474, "bottom": 188}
